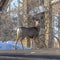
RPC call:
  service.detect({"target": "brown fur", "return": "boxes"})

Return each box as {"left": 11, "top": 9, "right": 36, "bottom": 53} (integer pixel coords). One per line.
{"left": 14, "top": 27, "right": 39, "bottom": 49}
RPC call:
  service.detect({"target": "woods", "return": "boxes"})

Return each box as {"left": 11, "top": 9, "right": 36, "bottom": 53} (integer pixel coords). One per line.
{"left": 0, "top": 0, "right": 60, "bottom": 49}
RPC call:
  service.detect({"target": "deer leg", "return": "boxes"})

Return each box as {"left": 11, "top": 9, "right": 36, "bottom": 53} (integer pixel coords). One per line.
{"left": 31, "top": 37, "right": 37, "bottom": 49}
{"left": 20, "top": 40, "right": 24, "bottom": 49}
{"left": 33, "top": 36, "right": 39, "bottom": 49}
{"left": 19, "top": 36, "right": 25, "bottom": 50}
{"left": 32, "top": 39, "right": 35, "bottom": 49}
{"left": 14, "top": 35, "right": 21, "bottom": 50}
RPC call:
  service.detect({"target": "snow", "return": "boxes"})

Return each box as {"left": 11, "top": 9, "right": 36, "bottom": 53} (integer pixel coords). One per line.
{"left": 29, "top": 5, "right": 45, "bottom": 16}
{"left": 0, "top": 41, "right": 30, "bottom": 50}
{"left": 51, "top": 0, "right": 59, "bottom": 4}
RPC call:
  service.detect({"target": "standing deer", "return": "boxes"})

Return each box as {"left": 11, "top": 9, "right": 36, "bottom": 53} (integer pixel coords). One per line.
{"left": 14, "top": 21, "right": 40, "bottom": 49}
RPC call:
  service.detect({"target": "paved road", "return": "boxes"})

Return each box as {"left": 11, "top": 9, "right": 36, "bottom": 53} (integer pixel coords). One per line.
{"left": 0, "top": 55, "right": 60, "bottom": 60}
{"left": 0, "top": 48, "right": 60, "bottom": 60}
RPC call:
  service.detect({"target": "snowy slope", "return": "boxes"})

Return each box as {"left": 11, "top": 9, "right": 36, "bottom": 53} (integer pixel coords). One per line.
{"left": 0, "top": 41, "right": 30, "bottom": 50}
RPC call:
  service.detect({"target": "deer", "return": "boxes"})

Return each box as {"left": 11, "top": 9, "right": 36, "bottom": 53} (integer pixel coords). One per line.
{"left": 14, "top": 21, "right": 40, "bottom": 50}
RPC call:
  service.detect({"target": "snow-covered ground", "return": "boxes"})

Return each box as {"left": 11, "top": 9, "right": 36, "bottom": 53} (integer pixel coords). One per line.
{"left": 0, "top": 41, "right": 30, "bottom": 50}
